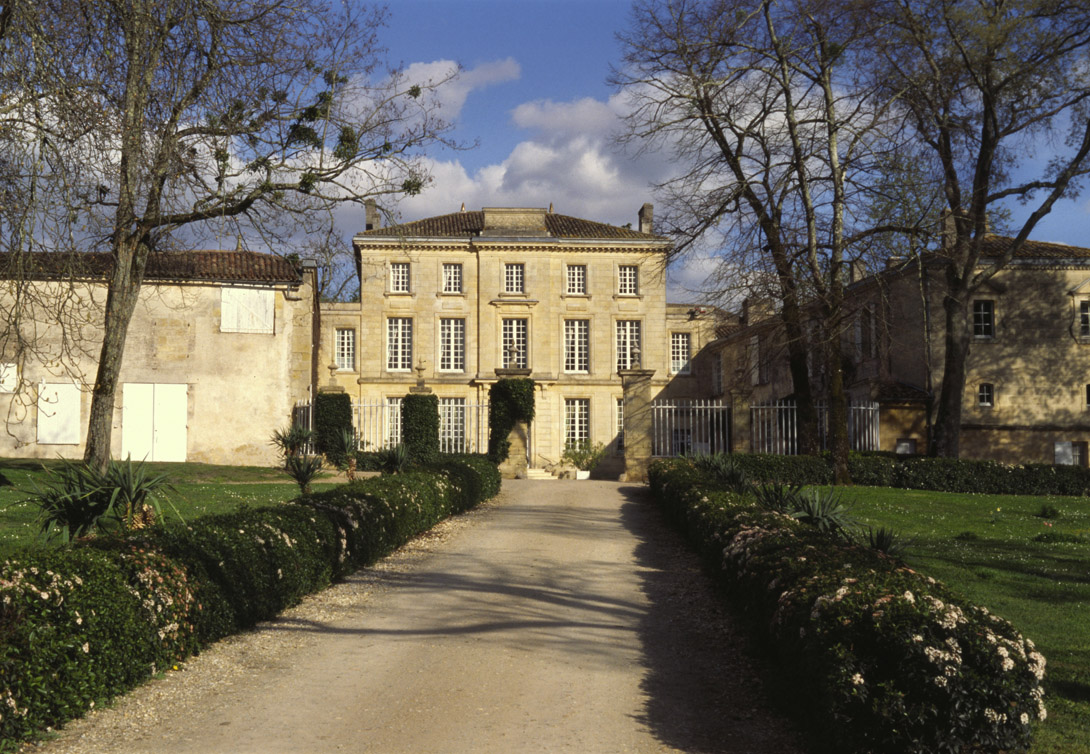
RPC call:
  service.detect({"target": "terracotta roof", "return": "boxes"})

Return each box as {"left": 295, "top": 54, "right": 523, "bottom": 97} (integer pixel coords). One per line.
{"left": 359, "top": 210, "right": 664, "bottom": 241}
{"left": 979, "top": 234, "right": 1090, "bottom": 260}
{"left": 0, "top": 251, "right": 302, "bottom": 284}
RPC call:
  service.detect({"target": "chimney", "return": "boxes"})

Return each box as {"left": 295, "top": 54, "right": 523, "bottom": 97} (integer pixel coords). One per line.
{"left": 742, "top": 296, "right": 775, "bottom": 325}
{"left": 365, "top": 199, "right": 380, "bottom": 231}
{"left": 638, "top": 203, "right": 653, "bottom": 234}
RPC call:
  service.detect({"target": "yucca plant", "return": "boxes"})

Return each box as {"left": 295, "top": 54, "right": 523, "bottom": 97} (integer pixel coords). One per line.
{"left": 377, "top": 443, "right": 409, "bottom": 475}
{"left": 865, "top": 525, "right": 912, "bottom": 558}
{"left": 692, "top": 452, "right": 750, "bottom": 493}
{"left": 789, "top": 487, "right": 856, "bottom": 541}
{"left": 751, "top": 482, "right": 803, "bottom": 513}
{"left": 29, "top": 457, "right": 176, "bottom": 542}
{"left": 270, "top": 425, "right": 315, "bottom": 467}
{"left": 286, "top": 453, "right": 324, "bottom": 493}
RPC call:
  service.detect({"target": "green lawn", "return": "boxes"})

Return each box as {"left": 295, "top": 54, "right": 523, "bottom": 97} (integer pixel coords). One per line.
{"left": 840, "top": 485, "right": 1090, "bottom": 754}
{"left": 0, "top": 458, "right": 343, "bottom": 557}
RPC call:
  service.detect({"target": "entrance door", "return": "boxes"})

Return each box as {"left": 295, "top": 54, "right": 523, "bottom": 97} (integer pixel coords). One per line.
{"left": 122, "top": 383, "right": 188, "bottom": 462}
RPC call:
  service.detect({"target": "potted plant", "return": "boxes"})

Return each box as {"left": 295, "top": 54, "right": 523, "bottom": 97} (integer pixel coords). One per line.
{"left": 562, "top": 441, "right": 607, "bottom": 479}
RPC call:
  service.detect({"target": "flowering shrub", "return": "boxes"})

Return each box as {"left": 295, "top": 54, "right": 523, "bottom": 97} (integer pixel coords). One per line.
{"left": 0, "top": 457, "right": 501, "bottom": 747}
{"left": 649, "top": 458, "right": 1046, "bottom": 754}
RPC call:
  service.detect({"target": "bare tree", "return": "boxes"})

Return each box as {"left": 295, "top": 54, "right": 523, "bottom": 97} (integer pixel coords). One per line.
{"left": 0, "top": 0, "right": 457, "bottom": 469}
{"left": 873, "top": 0, "right": 1090, "bottom": 457}
{"left": 614, "top": 0, "right": 921, "bottom": 479}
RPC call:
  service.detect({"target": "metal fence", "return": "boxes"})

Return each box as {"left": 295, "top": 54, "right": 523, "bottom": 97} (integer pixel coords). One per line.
{"left": 750, "top": 399, "right": 880, "bottom": 455}
{"left": 294, "top": 398, "right": 489, "bottom": 454}
{"left": 651, "top": 399, "right": 732, "bottom": 457}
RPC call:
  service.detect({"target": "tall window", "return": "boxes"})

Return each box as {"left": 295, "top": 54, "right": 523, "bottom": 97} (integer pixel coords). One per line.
{"left": 386, "top": 397, "right": 402, "bottom": 447}
{"left": 711, "top": 357, "right": 723, "bottom": 396}
{"left": 670, "top": 332, "right": 692, "bottom": 374}
{"left": 1081, "top": 301, "right": 1090, "bottom": 337}
{"left": 502, "top": 318, "right": 528, "bottom": 369}
{"left": 618, "top": 265, "right": 639, "bottom": 295}
{"left": 972, "top": 300, "right": 995, "bottom": 338}
{"left": 439, "top": 398, "right": 466, "bottom": 453}
{"left": 564, "top": 398, "right": 589, "bottom": 449}
{"left": 439, "top": 318, "right": 465, "bottom": 372}
{"left": 616, "top": 397, "right": 624, "bottom": 452}
{"left": 566, "top": 264, "right": 587, "bottom": 295}
{"left": 564, "top": 319, "right": 589, "bottom": 373}
{"left": 978, "top": 383, "right": 994, "bottom": 407}
{"left": 335, "top": 328, "right": 356, "bottom": 371}
{"left": 504, "top": 263, "right": 525, "bottom": 294}
{"left": 859, "top": 307, "right": 877, "bottom": 358}
{"left": 390, "top": 262, "right": 411, "bottom": 293}
{"left": 616, "top": 320, "right": 642, "bottom": 371}
{"left": 386, "top": 317, "right": 412, "bottom": 371}
{"left": 442, "top": 263, "right": 463, "bottom": 293}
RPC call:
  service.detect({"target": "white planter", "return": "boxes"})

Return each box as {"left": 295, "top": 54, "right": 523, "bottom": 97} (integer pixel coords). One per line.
{"left": 575, "top": 470, "right": 591, "bottom": 480}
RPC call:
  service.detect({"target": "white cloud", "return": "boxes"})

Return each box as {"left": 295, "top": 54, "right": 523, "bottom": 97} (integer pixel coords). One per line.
{"left": 403, "top": 58, "right": 521, "bottom": 120}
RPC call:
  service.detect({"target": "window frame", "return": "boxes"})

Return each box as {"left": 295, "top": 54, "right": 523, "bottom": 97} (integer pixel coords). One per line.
{"left": 617, "top": 265, "right": 639, "bottom": 296}
{"left": 501, "top": 317, "right": 529, "bottom": 369}
{"left": 670, "top": 332, "right": 692, "bottom": 375}
{"left": 438, "top": 317, "right": 466, "bottom": 372}
{"left": 504, "top": 262, "right": 525, "bottom": 294}
{"left": 441, "top": 262, "right": 463, "bottom": 294}
{"left": 564, "top": 398, "right": 590, "bottom": 449}
{"left": 566, "top": 264, "right": 587, "bottom": 295}
{"left": 438, "top": 397, "right": 467, "bottom": 453}
{"left": 972, "top": 299, "right": 995, "bottom": 339}
{"left": 334, "top": 328, "right": 356, "bottom": 371}
{"left": 563, "top": 319, "right": 590, "bottom": 374}
{"left": 389, "top": 262, "right": 411, "bottom": 294}
{"left": 978, "top": 382, "right": 994, "bottom": 407}
{"left": 616, "top": 319, "right": 642, "bottom": 371}
{"left": 386, "top": 317, "right": 413, "bottom": 372}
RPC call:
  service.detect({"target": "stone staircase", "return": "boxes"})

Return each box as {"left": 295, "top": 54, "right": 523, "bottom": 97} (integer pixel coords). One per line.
{"left": 525, "top": 468, "right": 556, "bottom": 480}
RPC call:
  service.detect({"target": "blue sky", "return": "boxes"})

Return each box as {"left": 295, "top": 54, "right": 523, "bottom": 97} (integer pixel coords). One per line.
{"left": 345, "top": 0, "right": 1090, "bottom": 302}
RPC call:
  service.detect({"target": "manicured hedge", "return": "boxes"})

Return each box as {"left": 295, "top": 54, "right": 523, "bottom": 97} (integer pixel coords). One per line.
{"left": 728, "top": 451, "right": 1090, "bottom": 496}
{"left": 401, "top": 393, "right": 439, "bottom": 466}
{"left": 488, "top": 378, "right": 535, "bottom": 463}
{"left": 649, "top": 458, "right": 1046, "bottom": 754}
{"left": 0, "top": 458, "right": 500, "bottom": 746}
{"left": 314, "top": 392, "right": 353, "bottom": 463}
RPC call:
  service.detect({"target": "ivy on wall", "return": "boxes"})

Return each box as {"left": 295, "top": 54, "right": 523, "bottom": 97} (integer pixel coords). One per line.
{"left": 488, "top": 378, "right": 535, "bottom": 463}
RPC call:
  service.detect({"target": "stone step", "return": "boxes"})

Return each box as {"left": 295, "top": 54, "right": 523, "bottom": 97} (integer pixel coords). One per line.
{"left": 525, "top": 468, "right": 557, "bottom": 480}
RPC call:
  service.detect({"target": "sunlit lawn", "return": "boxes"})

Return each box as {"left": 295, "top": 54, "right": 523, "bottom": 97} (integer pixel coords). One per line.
{"left": 0, "top": 457, "right": 344, "bottom": 557}
{"left": 837, "top": 485, "right": 1090, "bottom": 754}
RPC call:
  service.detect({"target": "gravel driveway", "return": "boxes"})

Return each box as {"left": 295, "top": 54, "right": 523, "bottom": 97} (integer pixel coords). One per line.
{"left": 25, "top": 480, "right": 806, "bottom": 754}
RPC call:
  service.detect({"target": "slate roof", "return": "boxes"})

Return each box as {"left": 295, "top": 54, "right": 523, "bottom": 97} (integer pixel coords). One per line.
{"left": 358, "top": 210, "right": 663, "bottom": 241}
{"left": 0, "top": 251, "right": 302, "bottom": 284}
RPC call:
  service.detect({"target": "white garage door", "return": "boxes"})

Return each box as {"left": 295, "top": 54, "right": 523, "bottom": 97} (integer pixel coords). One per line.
{"left": 37, "top": 383, "right": 82, "bottom": 445}
{"left": 122, "top": 383, "right": 188, "bottom": 462}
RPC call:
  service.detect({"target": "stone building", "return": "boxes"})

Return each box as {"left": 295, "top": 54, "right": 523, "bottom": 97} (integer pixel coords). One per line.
{"left": 705, "top": 234, "right": 1090, "bottom": 465}
{"left": 318, "top": 204, "right": 716, "bottom": 470}
{"left": 0, "top": 252, "right": 318, "bottom": 465}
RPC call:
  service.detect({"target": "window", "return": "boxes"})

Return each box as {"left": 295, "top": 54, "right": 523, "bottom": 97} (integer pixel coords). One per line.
{"left": 1081, "top": 301, "right": 1090, "bottom": 337}
{"left": 670, "top": 332, "right": 692, "bottom": 374}
{"left": 439, "top": 398, "right": 467, "bottom": 453}
{"left": 564, "top": 319, "right": 589, "bottom": 373}
{"left": 0, "top": 363, "right": 16, "bottom": 393}
{"left": 616, "top": 320, "right": 642, "bottom": 371}
{"left": 566, "top": 265, "right": 587, "bottom": 295}
{"left": 1055, "top": 440, "right": 1088, "bottom": 467}
{"left": 978, "top": 383, "right": 994, "bottom": 407}
{"left": 618, "top": 265, "right": 639, "bottom": 295}
{"left": 972, "top": 299, "right": 995, "bottom": 338}
{"left": 335, "top": 329, "right": 356, "bottom": 371}
{"left": 858, "top": 307, "right": 877, "bottom": 358}
{"left": 504, "top": 263, "right": 524, "bottom": 294}
{"left": 442, "top": 263, "right": 463, "bottom": 294}
{"left": 221, "top": 288, "right": 274, "bottom": 333}
{"left": 711, "top": 357, "right": 723, "bottom": 396}
{"left": 390, "top": 262, "right": 411, "bottom": 293}
{"left": 502, "top": 318, "right": 528, "bottom": 369}
{"left": 386, "top": 317, "right": 412, "bottom": 371}
{"left": 616, "top": 397, "right": 625, "bottom": 452}
{"left": 564, "top": 398, "right": 589, "bottom": 449}
{"left": 896, "top": 438, "right": 918, "bottom": 455}
{"left": 386, "top": 397, "right": 402, "bottom": 447}
{"left": 1085, "top": 383, "right": 1090, "bottom": 408}
{"left": 439, "top": 318, "right": 465, "bottom": 372}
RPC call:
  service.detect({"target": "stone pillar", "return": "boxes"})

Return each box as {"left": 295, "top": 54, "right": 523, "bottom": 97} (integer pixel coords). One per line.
{"left": 498, "top": 420, "right": 529, "bottom": 479}
{"left": 620, "top": 369, "right": 656, "bottom": 482}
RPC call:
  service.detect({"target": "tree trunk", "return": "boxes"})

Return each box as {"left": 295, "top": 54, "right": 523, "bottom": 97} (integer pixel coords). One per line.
{"left": 825, "top": 323, "right": 851, "bottom": 484}
{"left": 931, "top": 294, "right": 970, "bottom": 458}
{"left": 83, "top": 238, "right": 149, "bottom": 471}
{"left": 783, "top": 310, "right": 820, "bottom": 455}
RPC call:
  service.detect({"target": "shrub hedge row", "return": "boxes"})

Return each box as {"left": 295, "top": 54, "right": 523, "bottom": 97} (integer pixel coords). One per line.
{"left": 401, "top": 394, "right": 440, "bottom": 466}
{"left": 727, "top": 451, "right": 1090, "bottom": 496}
{"left": 0, "top": 457, "right": 500, "bottom": 746}
{"left": 649, "top": 458, "right": 1046, "bottom": 754}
